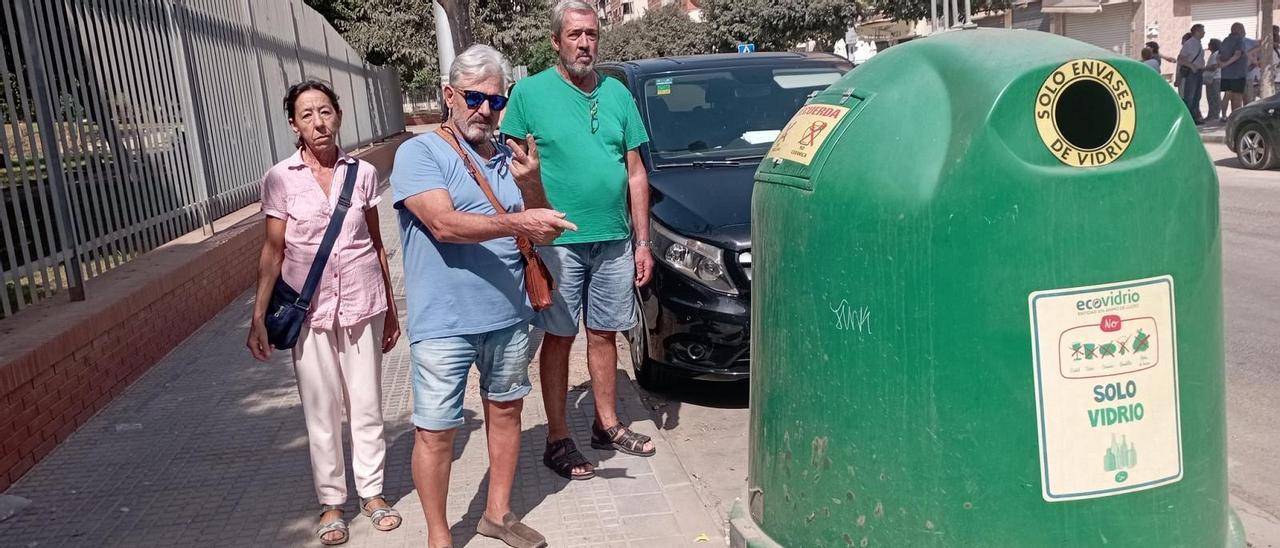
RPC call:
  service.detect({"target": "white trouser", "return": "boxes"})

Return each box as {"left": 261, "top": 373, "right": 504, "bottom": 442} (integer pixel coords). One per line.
{"left": 292, "top": 313, "right": 386, "bottom": 505}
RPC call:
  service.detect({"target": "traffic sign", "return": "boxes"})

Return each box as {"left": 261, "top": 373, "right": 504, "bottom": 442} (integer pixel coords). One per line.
{"left": 737, "top": 43, "right": 756, "bottom": 54}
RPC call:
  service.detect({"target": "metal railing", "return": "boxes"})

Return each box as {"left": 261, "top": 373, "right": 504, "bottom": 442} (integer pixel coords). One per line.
{"left": 0, "top": 0, "right": 404, "bottom": 318}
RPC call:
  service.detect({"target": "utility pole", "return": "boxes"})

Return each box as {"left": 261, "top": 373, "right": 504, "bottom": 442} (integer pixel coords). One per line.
{"left": 1261, "top": 0, "right": 1275, "bottom": 98}
{"left": 434, "top": 0, "right": 455, "bottom": 90}
{"left": 434, "top": 0, "right": 474, "bottom": 118}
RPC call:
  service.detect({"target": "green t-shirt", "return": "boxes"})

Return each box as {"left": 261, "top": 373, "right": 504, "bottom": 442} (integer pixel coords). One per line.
{"left": 501, "top": 68, "right": 650, "bottom": 245}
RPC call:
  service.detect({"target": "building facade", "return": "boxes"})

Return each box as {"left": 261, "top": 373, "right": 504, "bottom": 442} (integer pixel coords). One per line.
{"left": 976, "top": 1, "right": 1278, "bottom": 81}
{"left": 602, "top": 0, "right": 701, "bottom": 25}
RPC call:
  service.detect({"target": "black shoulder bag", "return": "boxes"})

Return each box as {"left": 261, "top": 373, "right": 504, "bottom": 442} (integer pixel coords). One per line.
{"left": 265, "top": 161, "right": 360, "bottom": 350}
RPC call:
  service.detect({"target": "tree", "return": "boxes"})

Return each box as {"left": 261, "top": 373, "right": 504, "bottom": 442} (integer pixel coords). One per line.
{"left": 601, "top": 5, "right": 711, "bottom": 61}
{"left": 306, "top": 0, "right": 552, "bottom": 93}
{"left": 866, "top": 0, "right": 1011, "bottom": 22}
{"left": 702, "top": 0, "right": 864, "bottom": 53}
{"left": 473, "top": 0, "right": 552, "bottom": 70}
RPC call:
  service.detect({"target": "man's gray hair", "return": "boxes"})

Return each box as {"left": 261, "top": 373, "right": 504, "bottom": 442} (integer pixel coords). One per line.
{"left": 448, "top": 44, "right": 512, "bottom": 88}
{"left": 551, "top": 0, "right": 597, "bottom": 36}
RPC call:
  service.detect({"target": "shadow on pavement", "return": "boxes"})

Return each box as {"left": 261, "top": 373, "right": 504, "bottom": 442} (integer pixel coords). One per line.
{"left": 448, "top": 422, "right": 574, "bottom": 547}
{"left": 1216, "top": 156, "right": 1246, "bottom": 169}
{"left": 633, "top": 374, "right": 749, "bottom": 432}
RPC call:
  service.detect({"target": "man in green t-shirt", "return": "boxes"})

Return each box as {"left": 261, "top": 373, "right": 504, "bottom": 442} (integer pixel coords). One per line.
{"left": 501, "top": 0, "right": 656, "bottom": 480}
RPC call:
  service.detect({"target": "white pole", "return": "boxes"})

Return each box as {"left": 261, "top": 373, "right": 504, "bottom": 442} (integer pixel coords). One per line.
{"left": 931, "top": 0, "right": 938, "bottom": 34}
{"left": 943, "top": 0, "right": 951, "bottom": 30}
{"left": 964, "top": 0, "right": 973, "bottom": 27}
{"left": 434, "top": 0, "right": 455, "bottom": 88}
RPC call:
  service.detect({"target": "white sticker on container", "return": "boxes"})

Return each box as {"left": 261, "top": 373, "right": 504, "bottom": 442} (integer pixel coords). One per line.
{"left": 1028, "top": 276, "right": 1182, "bottom": 501}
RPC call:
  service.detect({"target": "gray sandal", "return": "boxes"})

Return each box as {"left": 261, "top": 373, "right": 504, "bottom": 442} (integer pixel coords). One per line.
{"left": 361, "top": 494, "right": 403, "bottom": 532}
{"left": 317, "top": 504, "right": 349, "bottom": 545}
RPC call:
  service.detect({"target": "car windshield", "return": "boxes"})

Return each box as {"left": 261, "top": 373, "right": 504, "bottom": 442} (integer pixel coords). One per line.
{"left": 643, "top": 67, "right": 845, "bottom": 163}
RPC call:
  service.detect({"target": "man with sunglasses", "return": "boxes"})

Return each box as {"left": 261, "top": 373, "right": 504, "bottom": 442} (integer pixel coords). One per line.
{"left": 391, "top": 44, "right": 573, "bottom": 548}
{"left": 501, "top": 0, "right": 656, "bottom": 482}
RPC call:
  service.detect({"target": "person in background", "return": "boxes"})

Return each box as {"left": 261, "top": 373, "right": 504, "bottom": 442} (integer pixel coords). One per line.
{"left": 1177, "top": 24, "right": 1207, "bottom": 124}
{"left": 1270, "top": 25, "right": 1280, "bottom": 94}
{"left": 1145, "top": 40, "right": 1178, "bottom": 76}
{"left": 1142, "top": 47, "right": 1161, "bottom": 71}
{"left": 1219, "top": 23, "right": 1256, "bottom": 118}
{"left": 1205, "top": 38, "right": 1224, "bottom": 122}
{"left": 1246, "top": 33, "right": 1262, "bottom": 103}
{"left": 248, "top": 80, "right": 403, "bottom": 545}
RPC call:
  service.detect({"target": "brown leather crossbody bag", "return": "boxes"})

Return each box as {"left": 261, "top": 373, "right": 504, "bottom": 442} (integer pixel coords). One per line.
{"left": 435, "top": 125, "right": 556, "bottom": 310}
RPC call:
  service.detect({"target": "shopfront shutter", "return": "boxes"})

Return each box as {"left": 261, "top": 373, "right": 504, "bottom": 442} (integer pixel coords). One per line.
{"left": 1063, "top": 3, "right": 1136, "bottom": 56}
{"left": 1192, "top": 0, "right": 1258, "bottom": 45}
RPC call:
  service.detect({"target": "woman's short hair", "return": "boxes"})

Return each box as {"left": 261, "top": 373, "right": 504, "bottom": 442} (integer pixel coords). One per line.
{"left": 1141, "top": 47, "right": 1154, "bottom": 60}
{"left": 284, "top": 80, "right": 341, "bottom": 120}
{"left": 1145, "top": 41, "right": 1160, "bottom": 54}
{"left": 449, "top": 45, "right": 513, "bottom": 89}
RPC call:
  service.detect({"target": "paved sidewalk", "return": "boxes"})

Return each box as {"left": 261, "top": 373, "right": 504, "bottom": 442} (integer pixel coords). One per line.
{"left": 0, "top": 186, "right": 724, "bottom": 547}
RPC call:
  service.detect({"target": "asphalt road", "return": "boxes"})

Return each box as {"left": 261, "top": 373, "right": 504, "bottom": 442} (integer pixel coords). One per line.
{"left": 626, "top": 142, "right": 1280, "bottom": 545}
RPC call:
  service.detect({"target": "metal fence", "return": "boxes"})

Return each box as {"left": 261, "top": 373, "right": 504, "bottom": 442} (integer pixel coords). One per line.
{"left": 0, "top": 0, "right": 404, "bottom": 318}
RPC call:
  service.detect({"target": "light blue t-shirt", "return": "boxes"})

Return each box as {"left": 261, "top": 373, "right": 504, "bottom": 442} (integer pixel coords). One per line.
{"left": 391, "top": 132, "right": 533, "bottom": 341}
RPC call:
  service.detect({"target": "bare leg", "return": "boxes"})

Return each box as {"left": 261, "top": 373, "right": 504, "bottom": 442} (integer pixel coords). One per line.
{"left": 413, "top": 428, "right": 457, "bottom": 548}
{"left": 539, "top": 333, "right": 592, "bottom": 475}
{"left": 539, "top": 333, "right": 575, "bottom": 442}
{"left": 585, "top": 328, "right": 654, "bottom": 453}
{"left": 481, "top": 398, "right": 523, "bottom": 522}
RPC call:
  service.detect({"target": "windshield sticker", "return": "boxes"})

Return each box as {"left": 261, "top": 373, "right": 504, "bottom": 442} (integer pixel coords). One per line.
{"left": 655, "top": 78, "right": 673, "bottom": 96}
{"left": 766, "top": 104, "right": 850, "bottom": 166}
{"left": 1028, "top": 276, "right": 1182, "bottom": 501}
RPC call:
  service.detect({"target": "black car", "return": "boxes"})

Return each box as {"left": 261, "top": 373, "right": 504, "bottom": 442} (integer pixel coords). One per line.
{"left": 1226, "top": 92, "right": 1280, "bottom": 170}
{"left": 598, "top": 53, "right": 852, "bottom": 390}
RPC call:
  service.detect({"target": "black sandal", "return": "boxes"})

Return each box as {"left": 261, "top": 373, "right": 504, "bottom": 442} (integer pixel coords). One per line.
{"left": 590, "top": 421, "right": 656, "bottom": 457}
{"left": 543, "top": 438, "right": 595, "bottom": 480}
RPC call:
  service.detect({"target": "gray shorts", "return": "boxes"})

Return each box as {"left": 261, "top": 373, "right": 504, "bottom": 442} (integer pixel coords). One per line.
{"left": 535, "top": 239, "right": 637, "bottom": 337}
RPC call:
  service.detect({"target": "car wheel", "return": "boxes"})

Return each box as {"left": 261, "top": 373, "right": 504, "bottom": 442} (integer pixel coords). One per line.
{"left": 1236, "top": 124, "right": 1278, "bottom": 170}
{"left": 627, "top": 292, "right": 672, "bottom": 392}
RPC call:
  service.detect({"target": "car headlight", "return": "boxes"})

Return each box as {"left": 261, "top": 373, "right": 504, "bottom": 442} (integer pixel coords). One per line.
{"left": 651, "top": 220, "right": 738, "bottom": 295}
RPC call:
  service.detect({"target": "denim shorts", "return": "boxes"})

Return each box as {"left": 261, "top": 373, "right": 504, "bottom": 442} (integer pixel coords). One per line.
{"left": 410, "top": 322, "right": 532, "bottom": 431}
{"left": 535, "top": 239, "right": 637, "bottom": 337}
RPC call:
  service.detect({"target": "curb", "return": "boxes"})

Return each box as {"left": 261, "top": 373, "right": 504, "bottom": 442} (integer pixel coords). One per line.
{"left": 1201, "top": 132, "right": 1227, "bottom": 144}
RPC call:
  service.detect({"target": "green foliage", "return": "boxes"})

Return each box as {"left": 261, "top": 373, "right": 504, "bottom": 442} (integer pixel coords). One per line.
{"left": 520, "top": 40, "right": 559, "bottom": 73}
{"left": 702, "top": 0, "right": 865, "bottom": 53}
{"left": 305, "top": 0, "right": 555, "bottom": 93}
{"left": 866, "top": 0, "right": 1012, "bottom": 22}
{"left": 600, "top": 5, "right": 712, "bottom": 61}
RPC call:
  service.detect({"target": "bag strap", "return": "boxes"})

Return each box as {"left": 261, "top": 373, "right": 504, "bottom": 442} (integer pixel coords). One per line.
{"left": 297, "top": 157, "right": 360, "bottom": 309}
{"left": 434, "top": 125, "right": 539, "bottom": 259}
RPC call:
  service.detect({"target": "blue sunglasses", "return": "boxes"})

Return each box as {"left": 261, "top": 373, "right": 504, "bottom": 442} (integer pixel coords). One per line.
{"left": 461, "top": 90, "right": 508, "bottom": 111}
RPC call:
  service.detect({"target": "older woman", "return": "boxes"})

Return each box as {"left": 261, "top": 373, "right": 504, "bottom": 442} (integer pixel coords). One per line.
{"left": 247, "top": 80, "right": 402, "bottom": 545}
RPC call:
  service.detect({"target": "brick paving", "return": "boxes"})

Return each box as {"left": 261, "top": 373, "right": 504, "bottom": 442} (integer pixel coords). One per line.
{"left": 0, "top": 186, "right": 724, "bottom": 547}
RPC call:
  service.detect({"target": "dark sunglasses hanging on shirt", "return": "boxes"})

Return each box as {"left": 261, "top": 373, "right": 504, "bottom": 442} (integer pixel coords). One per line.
{"left": 461, "top": 89, "right": 508, "bottom": 111}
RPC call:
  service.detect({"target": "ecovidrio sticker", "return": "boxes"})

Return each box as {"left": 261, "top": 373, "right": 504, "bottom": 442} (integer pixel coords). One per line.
{"left": 1028, "top": 276, "right": 1182, "bottom": 501}
{"left": 1035, "top": 59, "right": 1136, "bottom": 168}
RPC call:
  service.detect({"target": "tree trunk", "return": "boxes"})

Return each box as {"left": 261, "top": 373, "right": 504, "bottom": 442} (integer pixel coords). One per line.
{"left": 1261, "top": 0, "right": 1275, "bottom": 98}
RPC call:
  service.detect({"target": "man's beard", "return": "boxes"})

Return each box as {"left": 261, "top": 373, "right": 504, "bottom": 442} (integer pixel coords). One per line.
{"left": 454, "top": 116, "right": 492, "bottom": 145}
{"left": 562, "top": 53, "right": 595, "bottom": 78}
